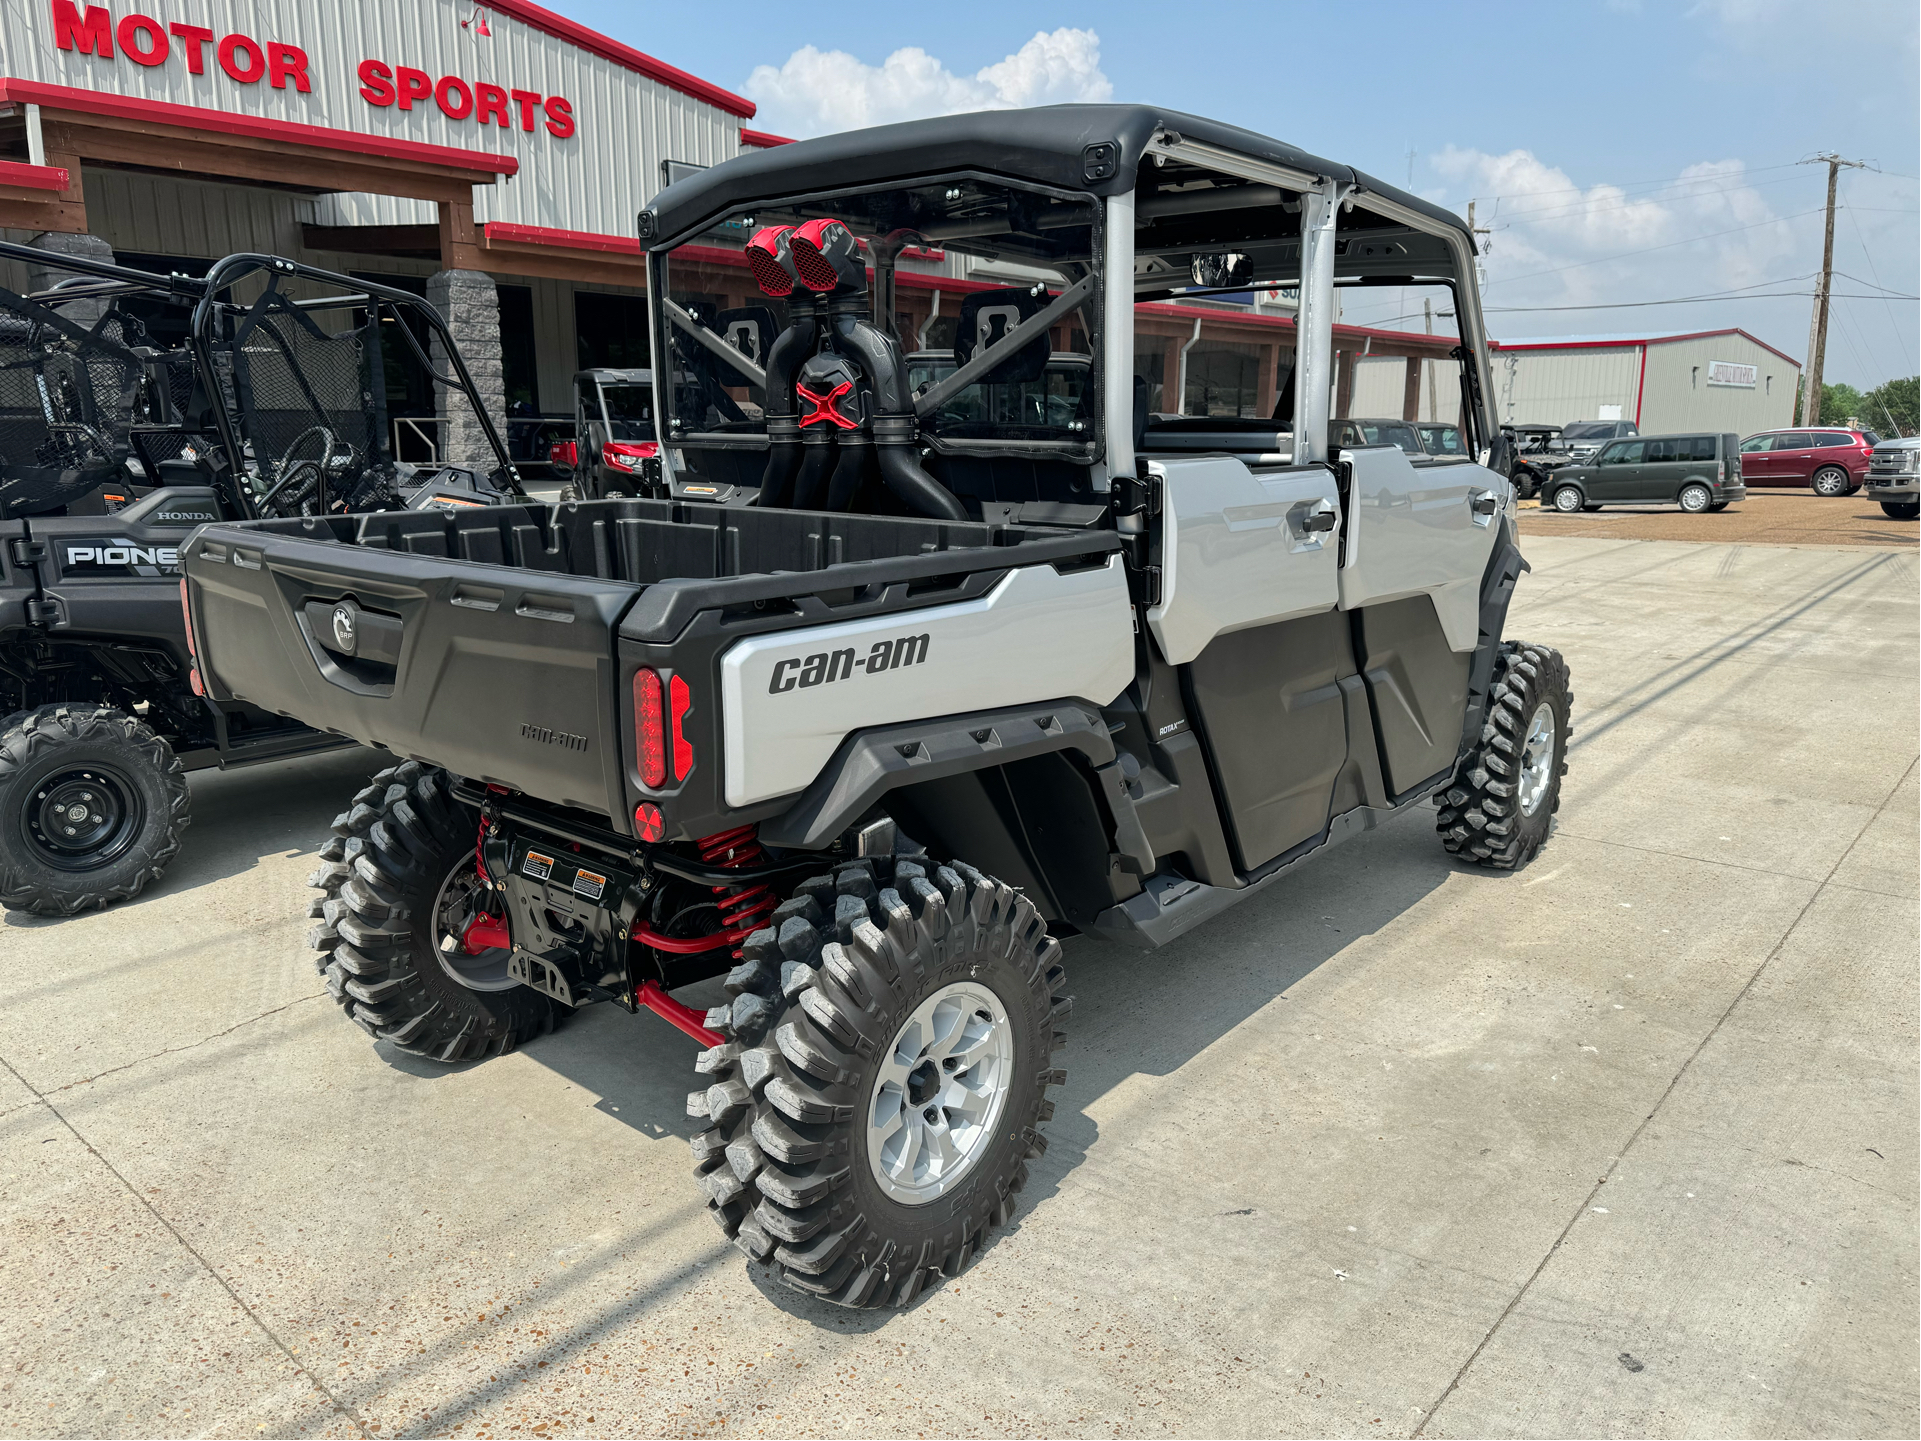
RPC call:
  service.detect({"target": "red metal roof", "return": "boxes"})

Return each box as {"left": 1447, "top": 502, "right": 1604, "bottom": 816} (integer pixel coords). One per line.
{"left": 482, "top": 1, "right": 755, "bottom": 118}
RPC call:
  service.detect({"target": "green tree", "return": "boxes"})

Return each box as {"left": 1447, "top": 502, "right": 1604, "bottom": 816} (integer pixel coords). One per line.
{"left": 1860, "top": 376, "right": 1919, "bottom": 437}
{"left": 1820, "top": 381, "right": 1866, "bottom": 425}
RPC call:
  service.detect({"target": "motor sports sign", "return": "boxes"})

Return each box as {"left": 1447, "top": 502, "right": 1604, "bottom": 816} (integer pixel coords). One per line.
{"left": 49, "top": 0, "right": 576, "bottom": 137}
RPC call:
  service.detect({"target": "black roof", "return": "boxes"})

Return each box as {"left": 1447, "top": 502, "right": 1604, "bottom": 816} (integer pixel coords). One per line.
{"left": 644, "top": 104, "right": 1471, "bottom": 248}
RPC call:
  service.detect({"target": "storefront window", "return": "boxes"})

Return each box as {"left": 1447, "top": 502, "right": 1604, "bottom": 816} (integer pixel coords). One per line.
{"left": 575, "top": 291, "right": 650, "bottom": 371}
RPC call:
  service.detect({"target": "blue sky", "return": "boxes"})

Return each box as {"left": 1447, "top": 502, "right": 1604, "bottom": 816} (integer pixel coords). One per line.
{"left": 562, "top": 0, "right": 1919, "bottom": 388}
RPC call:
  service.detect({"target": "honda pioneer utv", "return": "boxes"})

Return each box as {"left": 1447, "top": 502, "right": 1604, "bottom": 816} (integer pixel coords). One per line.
{"left": 181, "top": 105, "right": 1571, "bottom": 1310}
{"left": 0, "top": 245, "right": 522, "bottom": 915}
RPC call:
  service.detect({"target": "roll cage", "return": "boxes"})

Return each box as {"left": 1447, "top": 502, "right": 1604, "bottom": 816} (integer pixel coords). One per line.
{"left": 0, "top": 241, "right": 517, "bottom": 522}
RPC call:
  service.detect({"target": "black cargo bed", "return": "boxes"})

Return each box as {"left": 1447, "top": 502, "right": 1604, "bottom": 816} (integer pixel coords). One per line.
{"left": 181, "top": 497, "right": 1116, "bottom": 822}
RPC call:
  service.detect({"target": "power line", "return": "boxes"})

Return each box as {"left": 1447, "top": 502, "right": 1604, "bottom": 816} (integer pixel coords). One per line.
{"left": 1486, "top": 291, "right": 1912, "bottom": 313}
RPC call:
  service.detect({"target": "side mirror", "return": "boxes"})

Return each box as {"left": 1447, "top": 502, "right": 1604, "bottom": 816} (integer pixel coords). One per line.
{"left": 1485, "top": 433, "right": 1515, "bottom": 477}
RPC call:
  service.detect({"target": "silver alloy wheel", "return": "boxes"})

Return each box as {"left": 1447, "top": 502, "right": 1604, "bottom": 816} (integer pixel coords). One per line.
{"left": 1679, "top": 484, "right": 1711, "bottom": 513}
{"left": 866, "top": 980, "right": 1014, "bottom": 1205}
{"left": 1517, "top": 701, "right": 1558, "bottom": 817}
{"left": 1553, "top": 486, "right": 1583, "bottom": 512}
{"left": 1812, "top": 467, "right": 1850, "bottom": 496}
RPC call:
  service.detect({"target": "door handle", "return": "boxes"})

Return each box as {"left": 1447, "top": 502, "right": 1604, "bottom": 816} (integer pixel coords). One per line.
{"left": 1471, "top": 494, "right": 1499, "bottom": 515}
{"left": 1303, "top": 507, "right": 1338, "bottom": 533}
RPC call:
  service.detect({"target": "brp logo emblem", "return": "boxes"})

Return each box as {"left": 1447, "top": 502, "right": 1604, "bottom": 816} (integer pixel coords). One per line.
{"left": 331, "top": 604, "right": 356, "bottom": 654}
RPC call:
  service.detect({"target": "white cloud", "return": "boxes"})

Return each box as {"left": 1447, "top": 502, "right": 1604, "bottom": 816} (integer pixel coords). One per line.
{"left": 1426, "top": 146, "right": 1809, "bottom": 339}
{"left": 744, "top": 29, "right": 1112, "bottom": 139}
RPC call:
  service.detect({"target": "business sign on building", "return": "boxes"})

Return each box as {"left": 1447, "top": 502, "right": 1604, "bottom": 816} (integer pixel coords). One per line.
{"left": 1706, "top": 359, "right": 1758, "bottom": 389}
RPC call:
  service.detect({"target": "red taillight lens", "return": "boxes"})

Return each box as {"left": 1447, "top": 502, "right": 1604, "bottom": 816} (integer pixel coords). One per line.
{"left": 669, "top": 673, "right": 693, "bottom": 780}
{"left": 549, "top": 439, "right": 578, "bottom": 468}
{"left": 602, "top": 441, "right": 659, "bottom": 472}
{"left": 178, "top": 578, "right": 194, "bottom": 656}
{"left": 634, "top": 666, "right": 666, "bottom": 787}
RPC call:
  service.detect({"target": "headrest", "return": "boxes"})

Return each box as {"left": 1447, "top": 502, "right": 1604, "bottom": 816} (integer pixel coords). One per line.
{"left": 954, "top": 287, "right": 1050, "bottom": 386}
{"left": 714, "top": 306, "right": 777, "bottom": 369}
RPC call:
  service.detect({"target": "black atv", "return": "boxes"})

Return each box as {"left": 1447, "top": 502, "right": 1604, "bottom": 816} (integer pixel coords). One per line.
{"left": 0, "top": 244, "right": 521, "bottom": 915}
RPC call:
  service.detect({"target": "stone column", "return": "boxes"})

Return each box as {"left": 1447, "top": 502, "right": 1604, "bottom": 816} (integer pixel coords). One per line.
{"left": 28, "top": 232, "right": 115, "bottom": 326}
{"left": 427, "top": 268, "right": 506, "bottom": 470}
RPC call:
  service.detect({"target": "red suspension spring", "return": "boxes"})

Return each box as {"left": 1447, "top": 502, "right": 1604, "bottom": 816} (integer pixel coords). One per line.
{"left": 699, "top": 825, "right": 779, "bottom": 954}
{"left": 629, "top": 825, "right": 779, "bottom": 956}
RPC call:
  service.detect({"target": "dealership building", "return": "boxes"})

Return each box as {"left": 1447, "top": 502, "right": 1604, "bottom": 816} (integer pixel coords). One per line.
{"left": 1488, "top": 328, "right": 1801, "bottom": 438}
{"left": 0, "top": 0, "right": 1464, "bottom": 463}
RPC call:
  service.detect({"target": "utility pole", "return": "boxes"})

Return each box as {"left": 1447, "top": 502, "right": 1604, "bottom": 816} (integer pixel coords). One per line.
{"left": 1424, "top": 297, "right": 1439, "bottom": 419}
{"left": 1797, "top": 152, "right": 1864, "bottom": 425}
{"left": 1466, "top": 200, "right": 1493, "bottom": 295}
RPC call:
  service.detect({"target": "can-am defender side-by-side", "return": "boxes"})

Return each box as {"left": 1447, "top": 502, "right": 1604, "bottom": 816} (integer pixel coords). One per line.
{"left": 0, "top": 245, "right": 523, "bottom": 915}
{"left": 182, "top": 106, "right": 1571, "bottom": 1310}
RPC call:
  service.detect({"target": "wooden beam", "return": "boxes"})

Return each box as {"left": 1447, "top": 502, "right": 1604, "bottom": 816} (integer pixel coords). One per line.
{"left": 476, "top": 238, "right": 648, "bottom": 290}
{"left": 437, "top": 196, "right": 481, "bottom": 271}
{"left": 44, "top": 115, "right": 488, "bottom": 205}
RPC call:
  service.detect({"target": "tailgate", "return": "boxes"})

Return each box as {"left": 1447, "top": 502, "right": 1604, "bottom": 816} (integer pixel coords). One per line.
{"left": 182, "top": 522, "right": 640, "bottom": 818}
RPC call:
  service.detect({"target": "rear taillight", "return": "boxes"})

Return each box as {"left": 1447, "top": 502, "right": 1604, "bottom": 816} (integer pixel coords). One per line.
{"left": 549, "top": 439, "right": 578, "bottom": 468}
{"left": 603, "top": 441, "right": 658, "bottom": 473}
{"left": 669, "top": 674, "right": 693, "bottom": 779}
{"left": 1718, "top": 460, "right": 1726, "bottom": 481}
{"left": 635, "top": 667, "right": 666, "bottom": 787}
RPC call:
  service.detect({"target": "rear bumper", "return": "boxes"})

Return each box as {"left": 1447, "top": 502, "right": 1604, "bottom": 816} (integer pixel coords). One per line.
{"left": 1719, "top": 481, "right": 1747, "bottom": 501}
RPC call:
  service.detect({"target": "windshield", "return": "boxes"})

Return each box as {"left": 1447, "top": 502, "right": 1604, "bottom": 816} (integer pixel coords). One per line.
{"left": 1420, "top": 425, "right": 1465, "bottom": 455}
{"left": 600, "top": 382, "right": 654, "bottom": 441}
{"left": 1563, "top": 422, "right": 1616, "bottom": 441}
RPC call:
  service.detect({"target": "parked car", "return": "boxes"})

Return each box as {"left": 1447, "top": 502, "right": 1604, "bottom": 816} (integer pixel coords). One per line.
{"left": 1864, "top": 436, "right": 1919, "bottom": 519}
{"left": 1416, "top": 421, "right": 1467, "bottom": 457}
{"left": 549, "top": 368, "right": 663, "bottom": 500}
{"left": 1543, "top": 432, "right": 1745, "bottom": 513}
{"left": 1506, "top": 423, "right": 1577, "bottom": 499}
{"left": 1737, "top": 427, "right": 1875, "bottom": 495}
{"left": 182, "top": 104, "right": 1568, "bottom": 1312}
{"left": 1335, "top": 417, "right": 1424, "bottom": 454}
{"left": 1562, "top": 419, "right": 1639, "bottom": 463}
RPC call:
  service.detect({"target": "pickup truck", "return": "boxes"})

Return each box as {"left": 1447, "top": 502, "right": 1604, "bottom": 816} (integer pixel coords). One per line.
{"left": 183, "top": 103, "right": 1571, "bottom": 1311}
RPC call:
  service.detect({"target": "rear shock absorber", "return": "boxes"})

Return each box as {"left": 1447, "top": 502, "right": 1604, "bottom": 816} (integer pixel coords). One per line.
{"left": 697, "top": 824, "right": 779, "bottom": 956}
{"left": 630, "top": 825, "right": 779, "bottom": 956}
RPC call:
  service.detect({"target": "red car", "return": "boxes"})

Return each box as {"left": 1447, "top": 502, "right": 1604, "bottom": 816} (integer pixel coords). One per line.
{"left": 1738, "top": 427, "right": 1879, "bottom": 495}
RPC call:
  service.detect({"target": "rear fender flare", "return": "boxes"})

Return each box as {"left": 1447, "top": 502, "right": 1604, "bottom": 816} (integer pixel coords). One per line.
{"left": 757, "top": 700, "right": 1152, "bottom": 875}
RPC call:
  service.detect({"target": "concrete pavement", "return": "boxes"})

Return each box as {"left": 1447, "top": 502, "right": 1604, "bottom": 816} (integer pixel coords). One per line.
{"left": 1, "top": 535, "right": 1914, "bottom": 1438}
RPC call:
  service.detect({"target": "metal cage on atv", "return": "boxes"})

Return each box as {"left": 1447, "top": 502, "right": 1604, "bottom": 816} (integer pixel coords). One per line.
{"left": 0, "top": 243, "right": 519, "bottom": 523}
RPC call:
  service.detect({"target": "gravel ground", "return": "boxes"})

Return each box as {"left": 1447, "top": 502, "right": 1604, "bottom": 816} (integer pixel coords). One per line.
{"left": 1520, "top": 487, "right": 1917, "bottom": 547}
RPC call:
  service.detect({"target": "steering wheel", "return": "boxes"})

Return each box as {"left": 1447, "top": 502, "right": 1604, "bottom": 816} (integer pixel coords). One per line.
{"left": 255, "top": 424, "right": 339, "bottom": 516}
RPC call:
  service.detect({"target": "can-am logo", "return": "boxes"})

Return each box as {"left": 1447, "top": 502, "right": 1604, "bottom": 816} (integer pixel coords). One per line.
{"left": 768, "top": 634, "right": 929, "bottom": 694}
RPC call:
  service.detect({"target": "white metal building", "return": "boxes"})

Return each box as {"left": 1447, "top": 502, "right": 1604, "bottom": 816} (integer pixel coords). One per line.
{"left": 1489, "top": 328, "right": 1800, "bottom": 436}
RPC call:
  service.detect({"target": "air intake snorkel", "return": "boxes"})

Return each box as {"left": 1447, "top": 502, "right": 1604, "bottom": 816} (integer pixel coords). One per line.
{"left": 747, "top": 225, "right": 816, "bottom": 509}
{"left": 785, "top": 220, "right": 967, "bottom": 521}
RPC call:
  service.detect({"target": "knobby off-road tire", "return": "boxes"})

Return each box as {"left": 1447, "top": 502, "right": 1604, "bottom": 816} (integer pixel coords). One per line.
{"left": 687, "top": 855, "right": 1068, "bottom": 1309}
{"left": 0, "top": 704, "right": 189, "bottom": 915}
{"left": 307, "top": 761, "right": 565, "bottom": 1061}
{"left": 1438, "top": 641, "right": 1572, "bottom": 870}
